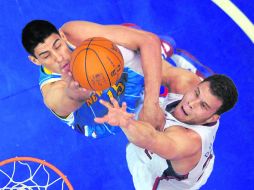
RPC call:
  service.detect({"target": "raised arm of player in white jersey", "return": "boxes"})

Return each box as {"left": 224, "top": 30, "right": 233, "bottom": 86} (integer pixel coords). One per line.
{"left": 94, "top": 97, "right": 201, "bottom": 161}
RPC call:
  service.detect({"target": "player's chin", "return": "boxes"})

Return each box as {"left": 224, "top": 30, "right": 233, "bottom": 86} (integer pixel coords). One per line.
{"left": 173, "top": 109, "right": 184, "bottom": 122}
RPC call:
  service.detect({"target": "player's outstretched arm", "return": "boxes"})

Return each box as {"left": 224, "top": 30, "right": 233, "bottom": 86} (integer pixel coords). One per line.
{"left": 41, "top": 68, "right": 92, "bottom": 117}
{"left": 61, "top": 21, "right": 164, "bottom": 129}
{"left": 94, "top": 98, "right": 135, "bottom": 128}
{"left": 94, "top": 97, "right": 201, "bottom": 160}
{"left": 94, "top": 97, "right": 157, "bottom": 146}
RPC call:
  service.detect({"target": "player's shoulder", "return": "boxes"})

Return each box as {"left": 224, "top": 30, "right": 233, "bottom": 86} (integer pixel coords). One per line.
{"left": 164, "top": 66, "right": 201, "bottom": 94}
{"left": 39, "top": 66, "right": 61, "bottom": 86}
{"left": 172, "top": 71, "right": 201, "bottom": 94}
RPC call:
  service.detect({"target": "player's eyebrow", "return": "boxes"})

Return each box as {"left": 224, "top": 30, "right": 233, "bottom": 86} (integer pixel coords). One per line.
{"left": 198, "top": 87, "right": 211, "bottom": 109}
{"left": 38, "top": 51, "right": 49, "bottom": 57}
{"left": 53, "top": 39, "right": 60, "bottom": 47}
{"left": 38, "top": 39, "right": 60, "bottom": 56}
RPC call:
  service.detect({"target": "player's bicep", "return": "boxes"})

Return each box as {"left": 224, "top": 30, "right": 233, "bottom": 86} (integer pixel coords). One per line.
{"left": 102, "top": 25, "right": 159, "bottom": 51}
{"left": 61, "top": 21, "right": 158, "bottom": 53}
{"left": 60, "top": 21, "right": 133, "bottom": 46}
{"left": 147, "top": 132, "right": 180, "bottom": 160}
{"left": 167, "top": 128, "right": 201, "bottom": 160}
{"left": 149, "top": 127, "right": 201, "bottom": 160}
{"left": 60, "top": 21, "right": 101, "bottom": 46}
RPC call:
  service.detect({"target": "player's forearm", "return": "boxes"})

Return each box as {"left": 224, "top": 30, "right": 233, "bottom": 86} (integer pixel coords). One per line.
{"left": 58, "top": 95, "right": 84, "bottom": 116}
{"left": 48, "top": 95, "right": 84, "bottom": 117}
{"left": 140, "top": 34, "right": 162, "bottom": 103}
{"left": 121, "top": 119, "right": 158, "bottom": 149}
{"left": 43, "top": 83, "right": 84, "bottom": 117}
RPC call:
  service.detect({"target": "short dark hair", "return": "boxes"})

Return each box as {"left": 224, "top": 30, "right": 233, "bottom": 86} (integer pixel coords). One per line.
{"left": 202, "top": 74, "right": 238, "bottom": 115}
{"left": 22, "top": 20, "right": 59, "bottom": 56}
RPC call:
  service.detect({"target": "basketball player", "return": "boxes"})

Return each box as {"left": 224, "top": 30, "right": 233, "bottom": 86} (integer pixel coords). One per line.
{"left": 22, "top": 20, "right": 167, "bottom": 138}
{"left": 95, "top": 70, "right": 238, "bottom": 189}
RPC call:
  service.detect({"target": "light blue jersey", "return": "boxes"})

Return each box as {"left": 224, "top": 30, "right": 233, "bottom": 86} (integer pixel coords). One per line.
{"left": 39, "top": 45, "right": 145, "bottom": 138}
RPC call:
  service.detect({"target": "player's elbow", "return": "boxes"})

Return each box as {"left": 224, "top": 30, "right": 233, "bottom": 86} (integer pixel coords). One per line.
{"left": 61, "top": 21, "right": 80, "bottom": 30}
{"left": 143, "top": 32, "right": 161, "bottom": 48}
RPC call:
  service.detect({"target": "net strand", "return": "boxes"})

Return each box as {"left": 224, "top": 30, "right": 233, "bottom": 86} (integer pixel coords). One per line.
{"left": 0, "top": 160, "right": 67, "bottom": 190}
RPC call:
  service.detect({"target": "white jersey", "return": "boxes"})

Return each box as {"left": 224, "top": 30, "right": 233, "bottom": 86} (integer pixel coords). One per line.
{"left": 126, "top": 93, "right": 219, "bottom": 190}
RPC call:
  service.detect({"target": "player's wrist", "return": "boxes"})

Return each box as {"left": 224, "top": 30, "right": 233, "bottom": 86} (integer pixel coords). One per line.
{"left": 144, "top": 85, "right": 160, "bottom": 104}
{"left": 120, "top": 116, "right": 135, "bottom": 129}
{"left": 143, "top": 95, "right": 159, "bottom": 106}
{"left": 65, "top": 89, "right": 86, "bottom": 103}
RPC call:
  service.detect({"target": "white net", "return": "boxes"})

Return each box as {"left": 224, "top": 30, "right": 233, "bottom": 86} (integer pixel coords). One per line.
{"left": 0, "top": 157, "right": 73, "bottom": 190}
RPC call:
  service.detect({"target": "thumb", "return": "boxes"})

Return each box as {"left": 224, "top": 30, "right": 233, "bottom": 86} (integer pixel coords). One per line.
{"left": 61, "top": 69, "right": 72, "bottom": 83}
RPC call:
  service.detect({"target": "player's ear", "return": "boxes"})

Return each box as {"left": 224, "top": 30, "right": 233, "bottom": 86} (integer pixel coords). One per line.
{"left": 59, "top": 29, "right": 67, "bottom": 42}
{"left": 28, "top": 55, "right": 41, "bottom": 66}
{"left": 206, "top": 114, "right": 220, "bottom": 123}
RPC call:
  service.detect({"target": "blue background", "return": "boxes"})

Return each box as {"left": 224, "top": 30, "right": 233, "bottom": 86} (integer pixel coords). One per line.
{"left": 0, "top": 0, "right": 253, "bottom": 189}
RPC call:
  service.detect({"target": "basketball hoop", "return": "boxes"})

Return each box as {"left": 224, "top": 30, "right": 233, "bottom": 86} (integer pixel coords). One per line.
{"left": 0, "top": 157, "right": 74, "bottom": 190}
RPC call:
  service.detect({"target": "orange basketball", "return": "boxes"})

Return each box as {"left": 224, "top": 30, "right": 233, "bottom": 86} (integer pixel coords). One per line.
{"left": 70, "top": 37, "right": 124, "bottom": 91}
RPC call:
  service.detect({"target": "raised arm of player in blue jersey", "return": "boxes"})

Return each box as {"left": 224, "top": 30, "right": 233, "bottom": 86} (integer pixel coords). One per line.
{"left": 60, "top": 21, "right": 165, "bottom": 129}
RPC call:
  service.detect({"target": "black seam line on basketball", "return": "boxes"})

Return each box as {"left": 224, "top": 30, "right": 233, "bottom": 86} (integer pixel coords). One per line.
{"left": 88, "top": 48, "right": 112, "bottom": 86}
{"left": 72, "top": 48, "right": 95, "bottom": 91}
{"left": 71, "top": 38, "right": 94, "bottom": 75}
{"left": 83, "top": 38, "right": 96, "bottom": 90}
{"left": 85, "top": 48, "right": 96, "bottom": 91}
{"left": 71, "top": 42, "right": 93, "bottom": 78}
{"left": 71, "top": 50, "right": 83, "bottom": 81}
{"left": 72, "top": 49, "right": 88, "bottom": 86}
{"left": 89, "top": 37, "right": 95, "bottom": 45}
{"left": 88, "top": 44, "right": 123, "bottom": 63}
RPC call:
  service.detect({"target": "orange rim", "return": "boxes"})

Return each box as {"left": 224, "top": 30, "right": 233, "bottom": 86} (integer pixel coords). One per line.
{"left": 0, "top": 157, "right": 74, "bottom": 190}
